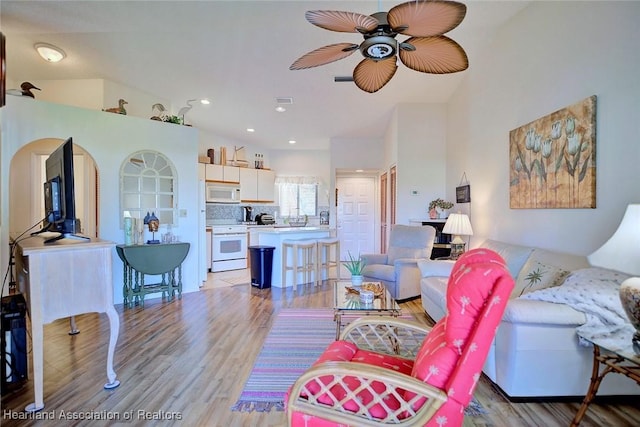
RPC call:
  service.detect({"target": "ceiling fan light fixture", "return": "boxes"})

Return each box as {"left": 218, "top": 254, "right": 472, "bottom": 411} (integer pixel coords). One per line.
{"left": 34, "top": 42, "right": 66, "bottom": 63}
{"left": 360, "top": 36, "right": 397, "bottom": 60}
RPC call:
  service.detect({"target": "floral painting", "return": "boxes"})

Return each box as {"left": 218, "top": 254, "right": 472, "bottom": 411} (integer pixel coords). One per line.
{"left": 509, "top": 95, "right": 596, "bottom": 209}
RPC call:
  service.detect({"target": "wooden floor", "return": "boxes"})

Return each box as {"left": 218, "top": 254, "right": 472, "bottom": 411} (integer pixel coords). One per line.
{"left": 2, "top": 280, "right": 639, "bottom": 427}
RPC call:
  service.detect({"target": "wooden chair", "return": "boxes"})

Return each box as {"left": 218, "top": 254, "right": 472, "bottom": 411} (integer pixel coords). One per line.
{"left": 286, "top": 248, "right": 514, "bottom": 426}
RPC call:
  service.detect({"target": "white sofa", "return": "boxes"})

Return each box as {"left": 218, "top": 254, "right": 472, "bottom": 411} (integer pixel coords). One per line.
{"left": 419, "top": 239, "right": 640, "bottom": 398}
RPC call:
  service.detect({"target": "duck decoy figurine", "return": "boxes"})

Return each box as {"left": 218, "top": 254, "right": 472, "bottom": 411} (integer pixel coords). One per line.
{"left": 7, "top": 81, "right": 41, "bottom": 98}
{"left": 150, "top": 103, "right": 166, "bottom": 120}
{"left": 20, "top": 82, "right": 40, "bottom": 98}
{"left": 103, "top": 98, "right": 128, "bottom": 115}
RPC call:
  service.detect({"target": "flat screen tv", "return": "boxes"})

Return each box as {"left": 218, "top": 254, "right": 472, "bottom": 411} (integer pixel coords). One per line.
{"left": 40, "top": 137, "right": 89, "bottom": 243}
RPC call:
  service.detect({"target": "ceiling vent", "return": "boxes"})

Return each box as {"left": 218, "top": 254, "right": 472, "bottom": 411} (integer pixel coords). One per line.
{"left": 275, "top": 97, "right": 293, "bottom": 105}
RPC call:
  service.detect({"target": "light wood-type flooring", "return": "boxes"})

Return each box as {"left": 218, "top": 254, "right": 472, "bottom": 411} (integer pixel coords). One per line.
{"left": 2, "top": 274, "right": 639, "bottom": 426}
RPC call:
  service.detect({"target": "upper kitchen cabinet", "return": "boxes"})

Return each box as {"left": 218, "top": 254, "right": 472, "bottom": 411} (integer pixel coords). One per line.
{"left": 205, "top": 164, "right": 240, "bottom": 183}
{"left": 240, "top": 168, "right": 275, "bottom": 202}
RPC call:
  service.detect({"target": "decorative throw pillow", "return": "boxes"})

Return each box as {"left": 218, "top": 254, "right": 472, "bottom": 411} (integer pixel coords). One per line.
{"left": 512, "top": 259, "right": 569, "bottom": 298}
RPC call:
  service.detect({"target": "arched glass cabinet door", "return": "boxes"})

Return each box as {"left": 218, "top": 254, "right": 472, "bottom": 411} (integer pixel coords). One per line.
{"left": 120, "top": 150, "right": 177, "bottom": 227}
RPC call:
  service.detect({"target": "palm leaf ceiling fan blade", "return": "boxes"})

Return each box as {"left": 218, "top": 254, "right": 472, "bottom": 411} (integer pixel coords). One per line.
{"left": 305, "top": 10, "right": 380, "bottom": 33}
{"left": 290, "top": 43, "right": 359, "bottom": 70}
{"left": 388, "top": 0, "right": 467, "bottom": 37}
{"left": 353, "top": 57, "right": 398, "bottom": 93}
{"left": 399, "top": 36, "right": 468, "bottom": 74}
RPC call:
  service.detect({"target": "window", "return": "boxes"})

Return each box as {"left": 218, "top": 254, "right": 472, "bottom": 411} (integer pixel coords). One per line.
{"left": 277, "top": 179, "right": 318, "bottom": 218}
{"left": 120, "top": 150, "right": 177, "bottom": 226}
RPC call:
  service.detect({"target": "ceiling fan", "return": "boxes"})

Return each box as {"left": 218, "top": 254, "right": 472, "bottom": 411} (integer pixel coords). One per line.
{"left": 290, "top": 0, "right": 469, "bottom": 93}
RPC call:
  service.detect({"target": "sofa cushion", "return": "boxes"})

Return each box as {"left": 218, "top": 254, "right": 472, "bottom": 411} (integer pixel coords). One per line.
{"left": 302, "top": 340, "right": 414, "bottom": 420}
{"left": 420, "top": 277, "right": 448, "bottom": 312}
{"left": 512, "top": 259, "right": 570, "bottom": 298}
{"left": 480, "top": 239, "right": 533, "bottom": 278}
{"left": 503, "top": 299, "right": 586, "bottom": 325}
{"left": 417, "top": 259, "right": 455, "bottom": 277}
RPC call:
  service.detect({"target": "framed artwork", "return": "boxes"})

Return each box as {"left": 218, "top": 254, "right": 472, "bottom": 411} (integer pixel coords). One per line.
{"left": 456, "top": 184, "right": 471, "bottom": 203}
{"left": 509, "top": 95, "right": 596, "bottom": 209}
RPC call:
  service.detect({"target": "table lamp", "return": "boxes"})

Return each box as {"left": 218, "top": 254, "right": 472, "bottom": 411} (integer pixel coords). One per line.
{"left": 443, "top": 213, "right": 473, "bottom": 260}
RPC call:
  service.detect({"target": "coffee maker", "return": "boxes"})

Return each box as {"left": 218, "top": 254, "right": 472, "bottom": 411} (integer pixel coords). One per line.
{"left": 243, "top": 206, "right": 253, "bottom": 222}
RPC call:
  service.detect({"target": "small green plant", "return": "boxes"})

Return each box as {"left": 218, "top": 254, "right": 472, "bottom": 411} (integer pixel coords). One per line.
{"left": 429, "top": 198, "right": 454, "bottom": 211}
{"left": 343, "top": 251, "right": 365, "bottom": 276}
{"left": 162, "top": 115, "right": 183, "bottom": 125}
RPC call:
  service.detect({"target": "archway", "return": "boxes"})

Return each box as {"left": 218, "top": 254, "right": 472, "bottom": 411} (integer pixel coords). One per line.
{"left": 9, "top": 138, "right": 99, "bottom": 241}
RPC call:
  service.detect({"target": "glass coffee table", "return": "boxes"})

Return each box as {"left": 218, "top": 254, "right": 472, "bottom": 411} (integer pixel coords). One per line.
{"left": 333, "top": 280, "right": 401, "bottom": 340}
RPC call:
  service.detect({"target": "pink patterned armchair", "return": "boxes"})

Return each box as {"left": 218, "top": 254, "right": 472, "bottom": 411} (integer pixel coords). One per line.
{"left": 286, "top": 248, "right": 514, "bottom": 426}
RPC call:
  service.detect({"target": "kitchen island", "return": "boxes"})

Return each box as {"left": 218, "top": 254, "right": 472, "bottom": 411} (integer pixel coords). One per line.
{"left": 256, "top": 227, "right": 332, "bottom": 288}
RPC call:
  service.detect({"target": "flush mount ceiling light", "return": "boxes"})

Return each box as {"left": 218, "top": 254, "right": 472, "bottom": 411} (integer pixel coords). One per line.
{"left": 34, "top": 42, "right": 66, "bottom": 63}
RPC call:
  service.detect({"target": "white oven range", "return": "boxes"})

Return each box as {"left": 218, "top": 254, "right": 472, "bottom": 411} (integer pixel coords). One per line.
{"left": 209, "top": 220, "right": 248, "bottom": 272}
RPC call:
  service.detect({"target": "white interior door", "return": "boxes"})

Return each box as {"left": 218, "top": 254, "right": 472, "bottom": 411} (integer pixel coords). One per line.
{"left": 336, "top": 176, "right": 376, "bottom": 261}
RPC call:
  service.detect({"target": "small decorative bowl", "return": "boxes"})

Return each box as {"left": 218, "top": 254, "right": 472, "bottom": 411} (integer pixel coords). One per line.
{"left": 360, "top": 290, "right": 374, "bottom": 305}
{"left": 361, "top": 282, "right": 384, "bottom": 298}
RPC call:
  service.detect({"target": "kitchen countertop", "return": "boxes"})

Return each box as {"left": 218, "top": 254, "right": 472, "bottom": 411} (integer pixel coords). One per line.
{"left": 253, "top": 226, "right": 331, "bottom": 233}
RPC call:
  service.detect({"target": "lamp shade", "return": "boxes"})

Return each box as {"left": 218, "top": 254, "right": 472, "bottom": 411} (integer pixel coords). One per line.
{"left": 443, "top": 213, "right": 473, "bottom": 237}
{"left": 588, "top": 204, "right": 640, "bottom": 276}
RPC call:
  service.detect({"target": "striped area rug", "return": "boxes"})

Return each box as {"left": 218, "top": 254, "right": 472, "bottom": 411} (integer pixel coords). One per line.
{"left": 231, "top": 308, "right": 337, "bottom": 412}
{"left": 230, "top": 308, "right": 486, "bottom": 416}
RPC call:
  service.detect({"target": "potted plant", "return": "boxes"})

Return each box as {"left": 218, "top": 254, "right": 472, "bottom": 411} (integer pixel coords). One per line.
{"left": 344, "top": 251, "right": 365, "bottom": 286}
{"left": 429, "top": 198, "right": 454, "bottom": 219}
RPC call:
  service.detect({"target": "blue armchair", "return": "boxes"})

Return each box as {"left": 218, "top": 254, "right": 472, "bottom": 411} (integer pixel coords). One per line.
{"left": 361, "top": 224, "right": 436, "bottom": 300}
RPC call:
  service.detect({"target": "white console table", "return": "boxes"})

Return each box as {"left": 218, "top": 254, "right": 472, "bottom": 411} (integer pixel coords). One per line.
{"left": 15, "top": 237, "right": 120, "bottom": 412}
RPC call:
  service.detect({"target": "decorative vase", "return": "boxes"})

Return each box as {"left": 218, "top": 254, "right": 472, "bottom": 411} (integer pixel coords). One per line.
{"left": 351, "top": 275, "right": 363, "bottom": 287}
{"left": 619, "top": 277, "right": 640, "bottom": 354}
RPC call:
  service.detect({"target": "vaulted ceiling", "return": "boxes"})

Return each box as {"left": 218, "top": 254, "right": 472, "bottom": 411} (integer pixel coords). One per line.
{"left": 1, "top": 1, "right": 529, "bottom": 150}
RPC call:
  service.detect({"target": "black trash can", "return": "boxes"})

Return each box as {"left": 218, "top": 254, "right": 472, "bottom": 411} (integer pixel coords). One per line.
{"left": 248, "top": 245, "right": 275, "bottom": 289}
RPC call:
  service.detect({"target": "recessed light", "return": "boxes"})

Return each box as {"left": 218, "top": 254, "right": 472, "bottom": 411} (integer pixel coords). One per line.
{"left": 34, "top": 42, "right": 66, "bottom": 63}
{"left": 289, "top": 140, "right": 296, "bottom": 144}
{"left": 356, "top": 169, "right": 364, "bottom": 172}
{"left": 275, "top": 106, "right": 286, "bottom": 113}
{"left": 200, "top": 99, "right": 210, "bottom": 105}
{"left": 247, "top": 128, "right": 255, "bottom": 133}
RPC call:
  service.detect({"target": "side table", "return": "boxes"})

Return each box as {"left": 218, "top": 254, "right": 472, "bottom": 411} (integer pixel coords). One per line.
{"left": 571, "top": 330, "right": 640, "bottom": 426}
{"left": 116, "top": 242, "right": 190, "bottom": 308}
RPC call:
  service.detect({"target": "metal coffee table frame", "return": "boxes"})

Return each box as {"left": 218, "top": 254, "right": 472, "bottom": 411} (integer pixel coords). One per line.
{"left": 333, "top": 280, "right": 401, "bottom": 340}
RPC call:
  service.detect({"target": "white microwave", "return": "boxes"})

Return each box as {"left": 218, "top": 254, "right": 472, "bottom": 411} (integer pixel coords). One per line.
{"left": 206, "top": 183, "right": 241, "bottom": 204}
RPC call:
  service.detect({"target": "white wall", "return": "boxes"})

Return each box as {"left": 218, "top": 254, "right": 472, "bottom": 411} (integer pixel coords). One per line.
{"left": 1, "top": 96, "right": 200, "bottom": 303}
{"left": 447, "top": 1, "right": 640, "bottom": 255}
{"left": 9, "top": 78, "right": 172, "bottom": 119}
{"left": 396, "top": 103, "right": 447, "bottom": 224}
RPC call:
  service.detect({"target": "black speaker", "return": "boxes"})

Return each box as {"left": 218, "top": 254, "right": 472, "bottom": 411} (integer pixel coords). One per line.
{"left": 1, "top": 294, "right": 28, "bottom": 394}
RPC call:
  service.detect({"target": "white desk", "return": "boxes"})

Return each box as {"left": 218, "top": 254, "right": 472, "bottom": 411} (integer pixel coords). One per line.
{"left": 16, "top": 237, "right": 120, "bottom": 412}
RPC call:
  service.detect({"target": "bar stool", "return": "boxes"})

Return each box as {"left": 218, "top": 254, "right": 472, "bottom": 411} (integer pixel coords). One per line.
{"left": 316, "top": 237, "right": 340, "bottom": 284}
{"left": 282, "top": 239, "right": 318, "bottom": 289}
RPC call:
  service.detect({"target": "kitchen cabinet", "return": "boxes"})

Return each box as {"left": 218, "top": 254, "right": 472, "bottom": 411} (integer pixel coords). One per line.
{"left": 205, "top": 164, "right": 240, "bottom": 183}
{"left": 240, "top": 168, "right": 275, "bottom": 202}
